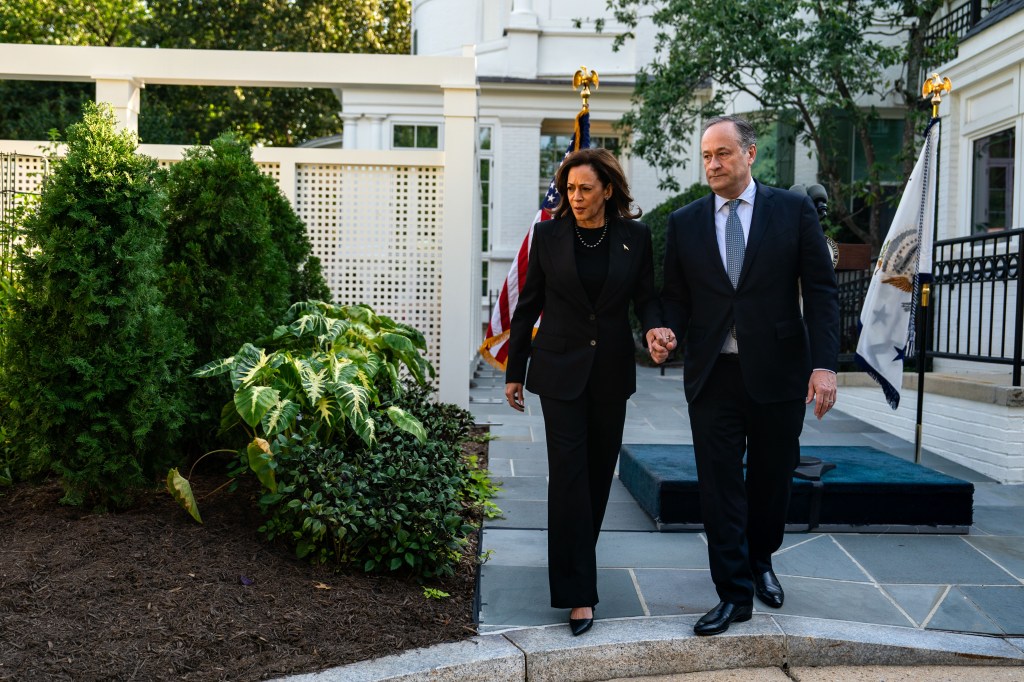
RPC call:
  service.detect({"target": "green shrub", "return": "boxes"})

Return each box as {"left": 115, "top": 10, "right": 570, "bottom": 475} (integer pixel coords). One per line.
{"left": 2, "top": 102, "right": 189, "bottom": 509}
{"left": 175, "top": 303, "right": 499, "bottom": 577}
{"left": 161, "top": 133, "right": 330, "bottom": 451}
{"left": 258, "top": 381, "right": 490, "bottom": 577}
{"left": 633, "top": 182, "right": 709, "bottom": 360}
{"left": 644, "top": 182, "right": 711, "bottom": 292}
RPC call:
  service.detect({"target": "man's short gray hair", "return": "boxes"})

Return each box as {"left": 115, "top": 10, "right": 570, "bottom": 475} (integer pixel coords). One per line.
{"left": 702, "top": 115, "right": 757, "bottom": 150}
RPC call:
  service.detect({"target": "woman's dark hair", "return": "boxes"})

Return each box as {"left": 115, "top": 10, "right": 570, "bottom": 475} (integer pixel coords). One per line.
{"left": 553, "top": 147, "right": 642, "bottom": 220}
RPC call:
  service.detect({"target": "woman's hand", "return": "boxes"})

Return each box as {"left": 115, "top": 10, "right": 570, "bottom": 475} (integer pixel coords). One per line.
{"left": 505, "top": 382, "right": 525, "bottom": 412}
{"left": 645, "top": 327, "right": 677, "bottom": 364}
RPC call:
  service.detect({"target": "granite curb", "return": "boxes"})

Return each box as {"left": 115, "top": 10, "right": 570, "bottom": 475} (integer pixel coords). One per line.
{"left": 272, "top": 615, "right": 1024, "bottom": 682}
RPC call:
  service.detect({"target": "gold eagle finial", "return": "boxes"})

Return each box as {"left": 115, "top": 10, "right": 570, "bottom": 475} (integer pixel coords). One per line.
{"left": 573, "top": 66, "right": 599, "bottom": 111}
{"left": 922, "top": 72, "right": 952, "bottom": 118}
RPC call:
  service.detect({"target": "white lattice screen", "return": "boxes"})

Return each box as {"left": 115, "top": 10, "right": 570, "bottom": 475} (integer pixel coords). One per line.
{"left": 2, "top": 149, "right": 448, "bottom": 378}
{"left": 295, "top": 163, "right": 445, "bottom": 373}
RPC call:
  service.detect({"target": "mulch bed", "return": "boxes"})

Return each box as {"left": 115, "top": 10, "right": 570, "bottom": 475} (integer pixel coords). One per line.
{"left": 0, "top": 437, "right": 486, "bottom": 681}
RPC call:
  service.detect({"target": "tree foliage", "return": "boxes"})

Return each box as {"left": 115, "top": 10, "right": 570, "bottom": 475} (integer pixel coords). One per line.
{"left": 0, "top": 0, "right": 411, "bottom": 145}
{"left": 604, "top": 0, "right": 953, "bottom": 253}
{"left": 1, "top": 102, "right": 189, "bottom": 509}
{"left": 161, "top": 133, "right": 330, "bottom": 450}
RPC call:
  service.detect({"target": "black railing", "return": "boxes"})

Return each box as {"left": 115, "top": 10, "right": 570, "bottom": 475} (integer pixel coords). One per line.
{"left": 925, "top": 0, "right": 983, "bottom": 52}
{"left": 837, "top": 269, "right": 872, "bottom": 364}
{"left": 931, "top": 228, "right": 1023, "bottom": 385}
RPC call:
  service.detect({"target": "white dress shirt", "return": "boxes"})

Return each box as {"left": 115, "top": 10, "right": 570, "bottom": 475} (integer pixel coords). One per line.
{"left": 713, "top": 179, "right": 756, "bottom": 354}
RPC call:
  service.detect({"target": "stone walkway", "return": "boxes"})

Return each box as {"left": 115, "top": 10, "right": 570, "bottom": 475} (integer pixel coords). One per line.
{"left": 276, "top": 362, "right": 1024, "bottom": 681}
{"left": 469, "top": 363, "right": 1024, "bottom": 639}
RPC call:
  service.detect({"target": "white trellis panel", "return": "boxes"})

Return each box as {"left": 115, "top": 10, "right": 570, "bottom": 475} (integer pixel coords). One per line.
{"left": 295, "top": 162, "right": 445, "bottom": 373}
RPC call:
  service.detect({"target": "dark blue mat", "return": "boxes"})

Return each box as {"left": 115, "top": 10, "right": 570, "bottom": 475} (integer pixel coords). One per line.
{"left": 619, "top": 445, "right": 974, "bottom": 530}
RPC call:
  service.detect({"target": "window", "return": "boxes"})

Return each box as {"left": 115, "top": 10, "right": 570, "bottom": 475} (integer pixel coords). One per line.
{"left": 821, "top": 112, "right": 906, "bottom": 234}
{"left": 972, "top": 128, "right": 1015, "bottom": 233}
{"left": 538, "top": 133, "right": 621, "bottom": 204}
{"left": 479, "top": 125, "right": 494, "bottom": 297}
{"left": 392, "top": 124, "right": 439, "bottom": 149}
{"left": 751, "top": 119, "right": 796, "bottom": 188}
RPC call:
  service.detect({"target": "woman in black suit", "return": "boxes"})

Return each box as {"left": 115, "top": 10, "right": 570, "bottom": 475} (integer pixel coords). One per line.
{"left": 504, "top": 148, "right": 670, "bottom": 636}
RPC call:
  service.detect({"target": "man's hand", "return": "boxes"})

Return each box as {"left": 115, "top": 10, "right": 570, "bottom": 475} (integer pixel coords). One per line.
{"left": 505, "top": 382, "right": 525, "bottom": 412}
{"left": 645, "top": 327, "right": 678, "bottom": 364}
{"left": 806, "top": 369, "right": 837, "bottom": 420}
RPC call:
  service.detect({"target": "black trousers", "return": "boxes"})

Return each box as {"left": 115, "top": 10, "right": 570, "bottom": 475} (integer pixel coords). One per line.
{"left": 539, "top": 389, "right": 627, "bottom": 609}
{"left": 688, "top": 354, "right": 805, "bottom": 605}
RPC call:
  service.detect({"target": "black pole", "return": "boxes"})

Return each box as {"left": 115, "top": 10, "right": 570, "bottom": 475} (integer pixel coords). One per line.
{"left": 914, "top": 282, "right": 930, "bottom": 464}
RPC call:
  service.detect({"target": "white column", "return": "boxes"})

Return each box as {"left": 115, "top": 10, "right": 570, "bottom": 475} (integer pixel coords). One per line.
{"left": 340, "top": 113, "right": 361, "bottom": 149}
{"left": 505, "top": 0, "right": 539, "bottom": 79}
{"left": 438, "top": 84, "right": 478, "bottom": 408}
{"left": 94, "top": 78, "right": 142, "bottom": 133}
{"left": 367, "top": 115, "right": 386, "bottom": 150}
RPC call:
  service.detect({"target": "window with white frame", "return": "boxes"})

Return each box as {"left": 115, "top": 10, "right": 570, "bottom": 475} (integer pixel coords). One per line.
{"left": 479, "top": 125, "right": 494, "bottom": 298}
{"left": 971, "top": 127, "right": 1015, "bottom": 234}
{"left": 392, "top": 123, "right": 440, "bottom": 149}
{"left": 538, "top": 132, "right": 621, "bottom": 205}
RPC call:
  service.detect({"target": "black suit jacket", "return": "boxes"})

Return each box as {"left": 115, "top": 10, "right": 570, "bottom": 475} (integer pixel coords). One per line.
{"left": 506, "top": 216, "right": 662, "bottom": 401}
{"left": 662, "top": 182, "right": 839, "bottom": 404}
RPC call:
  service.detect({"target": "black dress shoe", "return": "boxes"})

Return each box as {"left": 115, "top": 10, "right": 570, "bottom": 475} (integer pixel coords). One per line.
{"left": 569, "top": 608, "right": 594, "bottom": 636}
{"left": 754, "top": 569, "right": 784, "bottom": 608}
{"left": 693, "top": 601, "right": 752, "bottom": 636}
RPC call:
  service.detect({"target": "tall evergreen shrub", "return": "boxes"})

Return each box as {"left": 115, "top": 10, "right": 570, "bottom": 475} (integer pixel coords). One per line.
{"left": 2, "top": 102, "right": 189, "bottom": 508}
{"left": 161, "top": 133, "right": 329, "bottom": 450}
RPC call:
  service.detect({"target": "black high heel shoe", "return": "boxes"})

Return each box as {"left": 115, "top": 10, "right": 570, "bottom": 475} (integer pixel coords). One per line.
{"left": 569, "top": 607, "right": 594, "bottom": 636}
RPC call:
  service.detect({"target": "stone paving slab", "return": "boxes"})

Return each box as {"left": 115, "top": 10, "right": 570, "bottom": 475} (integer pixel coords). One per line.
{"left": 882, "top": 584, "right": 948, "bottom": 626}
{"left": 833, "top": 535, "right": 1019, "bottom": 585}
{"left": 777, "top": 616, "right": 1024, "bottom": 666}
{"left": 771, "top": 535, "right": 869, "bottom": 581}
{"left": 503, "top": 616, "right": 786, "bottom": 682}
{"left": 926, "top": 586, "right": 1006, "bottom": 635}
{"left": 274, "top": 617, "right": 1024, "bottom": 682}
{"left": 271, "top": 634, "right": 524, "bottom": 682}
{"left": 956, "top": 586, "right": 1024, "bottom": 635}
{"left": 962, "top": 532, "right": 1024, "bottom": 577}
{"left": 770, "top": 576, "right": 913, "bottom": 627}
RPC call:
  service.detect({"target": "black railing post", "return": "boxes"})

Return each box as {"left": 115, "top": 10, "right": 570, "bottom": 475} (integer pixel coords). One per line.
{"left": 970, "top": 0, "right": 982, "bottom": 26}
{"left": 1014, "top": 234, "right": 1023, "bottom": 386}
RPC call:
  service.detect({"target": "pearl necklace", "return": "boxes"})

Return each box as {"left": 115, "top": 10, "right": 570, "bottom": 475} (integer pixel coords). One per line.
{"left": 575, "top": 216, "right": 609, "bottom": 249}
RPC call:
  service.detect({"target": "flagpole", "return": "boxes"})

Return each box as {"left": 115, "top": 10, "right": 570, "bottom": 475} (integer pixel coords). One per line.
{"left": 914, "top": 73, "right": 952, "bottom": 464}
{"left": 914, "top": 281, "right": 929, "bottom": 463}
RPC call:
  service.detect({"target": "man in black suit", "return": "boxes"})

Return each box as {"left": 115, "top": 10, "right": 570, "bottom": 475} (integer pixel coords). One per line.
{"left": 650, "top": 115, "right": 839, "bottom": 636}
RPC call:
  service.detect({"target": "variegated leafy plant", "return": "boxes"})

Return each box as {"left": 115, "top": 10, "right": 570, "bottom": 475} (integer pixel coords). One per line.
{"left": 170, "top": 300, "right": 432, "bottom": 521}
{"left": 197, "top": 299, "right": 431, "bottom": 444}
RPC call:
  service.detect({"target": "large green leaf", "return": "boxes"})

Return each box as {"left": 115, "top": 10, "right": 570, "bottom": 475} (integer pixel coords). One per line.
{"left": 230, "top": 343, "right": 273, "bottom": 389}
{"left": 191, "top": 356, "right": 234, "bottom": 379}
{"left": 261, "top": 398, "right": 300, "bottom": 436}
{"left": 336, "top": 381, "right": 373, "bottom": 444}
{"left": 166, "top": 468, "right": 202, "bottom": 524}
{"left": 386, "top": 406, "right": 426, "bottom": 444}
{"left": 313, "top": 394, "right": 343, "bottom": 430}
{"left": 381, "top": 332, "right": 415, "bottom": 353}
{"left": 300, "top": 362, "right": 329, "bottom": 404}
{"left": 288, "top": 313, "right": 327, "bottom": 339}
{"left": 247, "top": 438, "right": 277, "bottom": 493}
{"left": 235, "top": 385, "right": 280, "bottom": 427}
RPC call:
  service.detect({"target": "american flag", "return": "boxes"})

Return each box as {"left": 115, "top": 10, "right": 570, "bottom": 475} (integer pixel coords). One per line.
{"left": 478, "top": 109, "right": 590, "bottom": 370}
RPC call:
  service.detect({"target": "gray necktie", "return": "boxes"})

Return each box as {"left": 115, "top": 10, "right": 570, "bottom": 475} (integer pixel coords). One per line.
{"left": 725, "top": 199, "right": 744, "bottom": 288}
{"left": 725, "top": 199, "right": 744, "bottom": 341}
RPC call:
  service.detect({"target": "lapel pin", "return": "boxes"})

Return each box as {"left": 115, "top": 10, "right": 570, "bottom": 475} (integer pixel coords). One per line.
{"left": 623, "top": 244, "right": 629, "bottom": 251}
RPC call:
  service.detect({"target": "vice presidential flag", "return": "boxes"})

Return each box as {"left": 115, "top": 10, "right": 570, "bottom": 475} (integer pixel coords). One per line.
{"left": 478, "top": 108, "right": 590, "bottom": 370}
{"left": 854, "top": 119, "right": 938, "bottom": 409}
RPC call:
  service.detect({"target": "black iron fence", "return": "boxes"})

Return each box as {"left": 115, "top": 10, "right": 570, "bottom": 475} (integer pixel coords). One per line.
{"left": 835, "top": 228, "right": 1022, "bottom": 387}
{"left": 925, "top": 0, "right": 983, "bottom": 52}
{"left": 931, "top": 228, "right": 1023, "bottom": 385}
